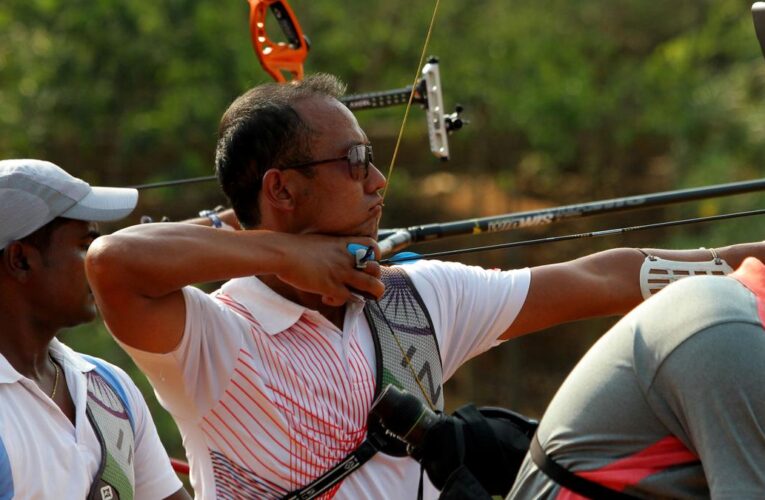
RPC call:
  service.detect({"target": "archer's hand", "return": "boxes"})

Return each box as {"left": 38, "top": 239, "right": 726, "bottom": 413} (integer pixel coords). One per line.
{"left": 275, "top": 234, "right": 384, "bottom": 306}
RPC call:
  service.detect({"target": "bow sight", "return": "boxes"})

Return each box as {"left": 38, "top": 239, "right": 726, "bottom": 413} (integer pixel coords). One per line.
{"left": 248, "top": 0, "right": 466, "bottom": 161}
{"left": 340, "top": 57, "right": 466, "bottom": 161}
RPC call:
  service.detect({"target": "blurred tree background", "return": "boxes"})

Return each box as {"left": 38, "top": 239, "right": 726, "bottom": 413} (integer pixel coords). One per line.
{"left": 2, "top": 0, "right": 765, "bottom": 465}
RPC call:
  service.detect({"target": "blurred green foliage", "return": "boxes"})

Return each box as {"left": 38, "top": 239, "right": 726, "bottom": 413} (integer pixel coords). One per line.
{"left": 3, "top": 0, "right": 765, "bottom": 464}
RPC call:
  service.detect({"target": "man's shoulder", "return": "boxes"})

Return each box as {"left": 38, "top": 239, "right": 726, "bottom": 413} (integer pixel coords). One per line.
{"left": 72, "top": 350, "right": 129, "bottom": 379}
{"left": 67, "top": 349, "right": 144, "bottom": 406}
{"left": 393, "top": 259, "right": 525, "bottom": 280}
{"left": 56, "top": 342, "right": 129, "bottom": 380}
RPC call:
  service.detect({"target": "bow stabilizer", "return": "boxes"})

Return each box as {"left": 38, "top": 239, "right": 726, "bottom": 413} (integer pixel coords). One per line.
{"left": 378, "top": 177, "right": 765, "bottom": 256}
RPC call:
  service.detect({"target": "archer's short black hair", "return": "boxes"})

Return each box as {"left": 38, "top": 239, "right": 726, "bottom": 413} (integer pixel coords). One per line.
{"left": 215, "top": 73, "right": 347, "bottom": 228}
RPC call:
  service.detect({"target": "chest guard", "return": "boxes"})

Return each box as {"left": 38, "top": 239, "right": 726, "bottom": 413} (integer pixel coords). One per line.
{"left": 284, "top": 266, "right": 443, "bottom": 499}
{"left": 82, "top": 358, "right": 136, "bottom": 500}
{"left": 364, "top": 266, "right": 443, "bottom": 455}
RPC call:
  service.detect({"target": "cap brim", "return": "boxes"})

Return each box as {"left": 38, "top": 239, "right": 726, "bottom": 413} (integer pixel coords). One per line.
{"left": 61, "top": 186, "right": 138, "bottom": 222}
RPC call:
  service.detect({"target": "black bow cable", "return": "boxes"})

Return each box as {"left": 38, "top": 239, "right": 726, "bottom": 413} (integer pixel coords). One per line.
{"left": 380, "top": 207, "right": 765, "bottom": 265}
{"left": 129, "top": 175, "right": 218, "bottom": 190}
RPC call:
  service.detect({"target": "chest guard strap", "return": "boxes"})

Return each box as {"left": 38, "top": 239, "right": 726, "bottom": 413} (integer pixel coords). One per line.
{"left": 82, "top": 357, "right": 136, "bottom": 500}
{"left": 364, "top": 266, "right": 443, "bottom": 455}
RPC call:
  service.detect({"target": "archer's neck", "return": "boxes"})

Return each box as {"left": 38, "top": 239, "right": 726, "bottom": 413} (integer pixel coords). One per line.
{"left": 258, "top": 275, "right": 346, "bottom": 330}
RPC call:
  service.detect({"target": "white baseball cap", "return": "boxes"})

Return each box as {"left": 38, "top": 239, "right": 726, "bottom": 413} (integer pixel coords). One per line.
{"left": 0, "top": 159, "right": 138, "bottom": 248}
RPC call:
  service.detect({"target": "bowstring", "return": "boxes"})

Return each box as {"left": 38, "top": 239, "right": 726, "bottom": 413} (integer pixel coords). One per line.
{"left": 374, "top": 0, "right": 443, "bottom": 408}
{"left": 381, "top": 0, "right": 443, "bottom": 201}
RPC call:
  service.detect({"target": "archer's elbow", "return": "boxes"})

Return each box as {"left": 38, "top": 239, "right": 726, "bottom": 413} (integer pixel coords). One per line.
{"left": 86, "top": 234, "right": 134, "bottom": 294}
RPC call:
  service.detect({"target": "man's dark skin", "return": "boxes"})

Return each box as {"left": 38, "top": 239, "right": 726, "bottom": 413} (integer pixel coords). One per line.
{"left": 0, "top": 218, "right": 190, "bottom": 500}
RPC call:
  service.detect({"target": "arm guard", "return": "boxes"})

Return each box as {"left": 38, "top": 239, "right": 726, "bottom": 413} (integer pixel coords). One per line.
{"left": 639, "top": 249, "right": 733, "bottom": 299}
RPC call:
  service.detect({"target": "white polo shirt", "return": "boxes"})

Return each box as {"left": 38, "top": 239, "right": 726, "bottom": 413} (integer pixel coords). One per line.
{"left": 0, "top": 339, "right": 182, "bottom": 499}
{"left": 122, "top": 260, "right": 530, "bottom": 499}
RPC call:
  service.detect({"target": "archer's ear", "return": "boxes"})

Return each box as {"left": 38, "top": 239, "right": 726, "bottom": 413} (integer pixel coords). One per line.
{"left": 2, "top": 242, "right": 34, "bottom": 282}
{"left": 261, "top": 168, "right": 297, "bottom": 213}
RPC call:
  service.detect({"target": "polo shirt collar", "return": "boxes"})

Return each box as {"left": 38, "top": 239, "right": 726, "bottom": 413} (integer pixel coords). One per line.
{"left": 0, "top": 353, "right": 19, "bottom": 385}
{"left": 218, "top": 276, "right": 366, "bottom": 336}
{"left": 0, "top": 338, "right": 94, "bottom": 384}
{"left": 219, "top": 276, "right": 308, "bottom": 335}
{"left": 49, "top": 338, "right": 95, "bottom": 373}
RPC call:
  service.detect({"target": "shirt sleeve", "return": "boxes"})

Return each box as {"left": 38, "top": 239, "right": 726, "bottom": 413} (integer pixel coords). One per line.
{"left": 404, "top": 260, "right": 531, "bottom": 380}
{"left": 112, "top": 365, "right": 184, "bottom": 499}
{"left": 648, "top": 322, "right": 765, "bottom": 497}
{"left": 119, "top": 285, "right": 246, "bottom": 421}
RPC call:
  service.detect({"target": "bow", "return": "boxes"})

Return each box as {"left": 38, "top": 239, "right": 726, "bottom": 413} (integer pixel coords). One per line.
{"left": 247, "top": 0, "right": 464, "bottom": 161}
{"left": 133, "top": 2, "right": 765, "bottom": 261}
{"left": 241, "top": 0, "right": 765, "bottom": 262}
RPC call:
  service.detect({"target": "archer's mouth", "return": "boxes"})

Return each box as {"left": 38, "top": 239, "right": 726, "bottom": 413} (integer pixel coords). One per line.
{"left": 370, "top": 204, "right": 383, "bottom": 217}
{"left": 369, "top": 197, "right": 385, "bottom": 213}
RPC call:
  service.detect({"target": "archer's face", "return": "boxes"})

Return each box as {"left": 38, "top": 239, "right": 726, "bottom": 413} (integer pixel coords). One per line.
{"left": 289, "top": 96, "right": 387, "bottom": 238}
{"left": 30, "top": 220, "right": 100, "bottom": 329}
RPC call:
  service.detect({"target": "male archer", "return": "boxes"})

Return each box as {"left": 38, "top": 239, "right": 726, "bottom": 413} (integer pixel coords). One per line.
{"left": 87, "top": 74, "right": 765, "bottom": 499}
{"left": 0, "top": 159, "right": 189, "bottom": 499}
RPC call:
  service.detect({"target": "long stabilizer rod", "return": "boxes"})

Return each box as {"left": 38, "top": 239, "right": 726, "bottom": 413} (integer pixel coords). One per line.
{"left": 379, "top": 178, "right": 765, "bottom": 255}
{"left": 380, "top": 207, "right": 765, "bottom": 264}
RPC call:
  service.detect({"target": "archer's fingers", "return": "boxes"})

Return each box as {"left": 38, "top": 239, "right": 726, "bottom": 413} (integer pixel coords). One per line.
{"left": 322, "top": 294, "right": 348, "bottom": 307}
{"left": 346, "top": 269, "right": 385, "bottom": 300}
{"left": 363, "top": 261, "right": 382, "bottom": 279}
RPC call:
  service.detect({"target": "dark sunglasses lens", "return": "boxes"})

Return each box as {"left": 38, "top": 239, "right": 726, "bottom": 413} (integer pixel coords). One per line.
{"left": 349, "top": 145, "right": 372, "bottom": 180}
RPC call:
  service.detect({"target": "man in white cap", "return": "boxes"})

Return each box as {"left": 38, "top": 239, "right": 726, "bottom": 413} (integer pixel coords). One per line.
{"left": 0, "top": 159, "right": 189, "bottom": 499}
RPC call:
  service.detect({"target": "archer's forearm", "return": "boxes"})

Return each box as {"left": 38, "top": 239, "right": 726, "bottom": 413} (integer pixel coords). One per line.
{"left": 86, "top": 223, "right": 384, "bottom": 306}
{"left": 183, "top": 208, "right": 242, "bottom": 230}
{"left": 86, "top": 223, "right": 294, "bottom": 298}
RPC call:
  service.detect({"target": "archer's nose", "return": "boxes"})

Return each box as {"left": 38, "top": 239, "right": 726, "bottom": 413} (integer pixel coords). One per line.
{"left": 366, "top": 163, "right": 387, "bottom": 193}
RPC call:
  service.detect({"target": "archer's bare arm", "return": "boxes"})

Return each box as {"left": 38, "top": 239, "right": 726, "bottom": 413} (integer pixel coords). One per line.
{"left": 501, "top": 242, "right": 765, "bottom": 340}
{"left": 185, "top": 207, "right": 242, "bottom": 230}
{"left": 86, "top": 224, "right": 383, "bottom": 353}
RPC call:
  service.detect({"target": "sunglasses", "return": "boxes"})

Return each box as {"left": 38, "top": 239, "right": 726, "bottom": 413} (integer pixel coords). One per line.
{"left": 282, "top": 144, "right": 374, "bottom": 181}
